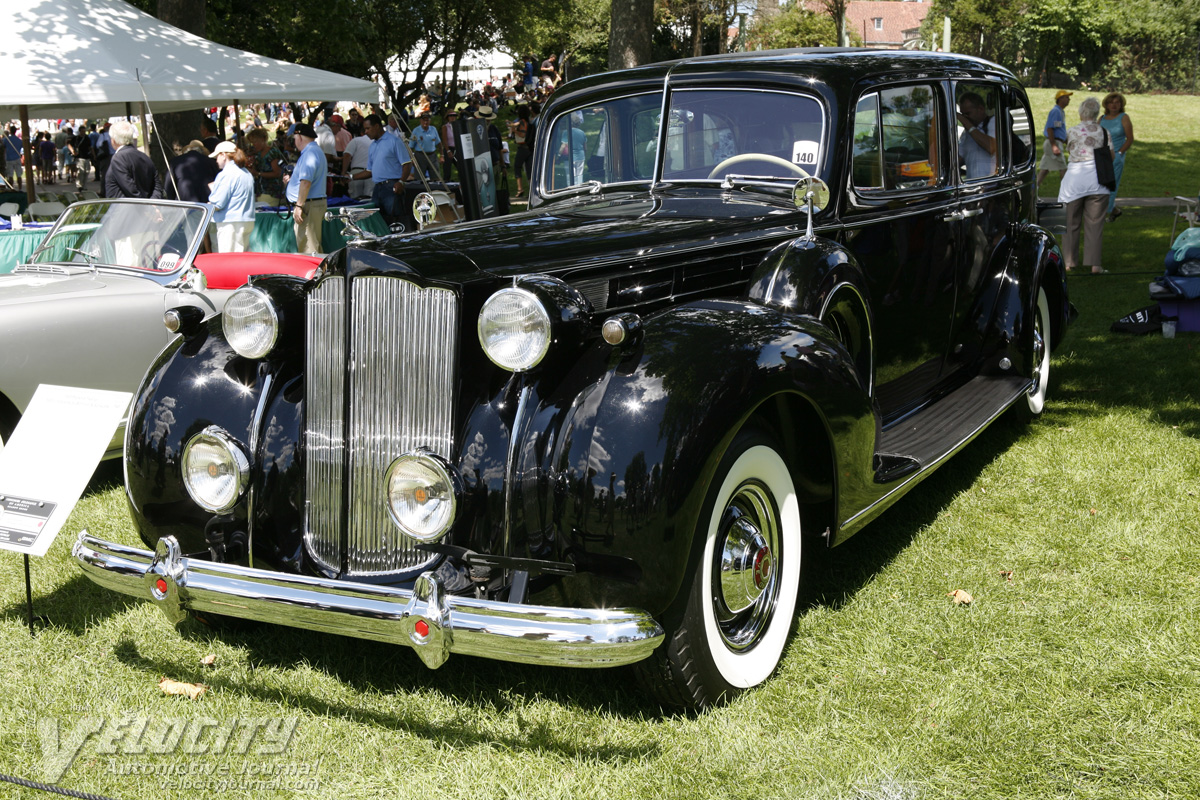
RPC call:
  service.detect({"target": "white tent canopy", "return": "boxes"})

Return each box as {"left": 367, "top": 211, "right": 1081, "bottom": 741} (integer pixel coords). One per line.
{"left": 0, "top": 0, "right": 378, "bottom": 119}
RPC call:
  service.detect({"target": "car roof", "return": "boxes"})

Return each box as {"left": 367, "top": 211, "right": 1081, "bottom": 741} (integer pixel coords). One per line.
{"left": 558, "top": 48, "right": 1017, "bottom": 96}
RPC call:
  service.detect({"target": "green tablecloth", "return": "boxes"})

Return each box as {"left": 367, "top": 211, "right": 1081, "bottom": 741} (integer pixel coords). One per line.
{"left": 0, "top": 228, "right": 50, "bottom": 274}
{"left": 1, "top": 208, "right": 389, "bottom": 273}
{"left": 249, "top": 208, "right": 389, "bottom": 254}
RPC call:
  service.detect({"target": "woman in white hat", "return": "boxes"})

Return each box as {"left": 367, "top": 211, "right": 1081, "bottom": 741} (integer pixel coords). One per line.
{"left": 208, "top": 141, "right": 257, "bottom": 252}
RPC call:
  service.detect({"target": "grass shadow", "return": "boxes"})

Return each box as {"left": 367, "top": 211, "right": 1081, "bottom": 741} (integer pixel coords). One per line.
{"left": 0, "top": 572, "right": 141, "bottom": 632}
{"left": 110, "top": 632, "right": 662, "bottom": 759}
{"left": 805, "top": 415, "right": 1030, "bottom": 610}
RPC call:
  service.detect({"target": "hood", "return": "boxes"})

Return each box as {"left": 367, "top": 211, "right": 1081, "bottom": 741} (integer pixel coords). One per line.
{"left": 368, "top": 190, "right": 805, "bottom": 282}
{"left": 0, "top": 268, "right": 161, "bottom": 306}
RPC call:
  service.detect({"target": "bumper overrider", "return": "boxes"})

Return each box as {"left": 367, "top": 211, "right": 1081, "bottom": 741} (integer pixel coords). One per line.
{"left": 72, "top": 532, "right": 664, "bottom": 669}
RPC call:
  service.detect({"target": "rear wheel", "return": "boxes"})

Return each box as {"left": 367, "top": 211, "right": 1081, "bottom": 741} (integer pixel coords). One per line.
{"left": 637, "top": 428, "right": 803, "bottom": 710}
{"left": 1015, "top": 285, "right": 1052, "bottom": 420}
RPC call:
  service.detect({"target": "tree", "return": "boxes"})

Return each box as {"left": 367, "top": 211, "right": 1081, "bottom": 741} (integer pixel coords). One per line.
{"left": 150, "top": 0, "right": 210, "bottom": 180}
{"left": 747, "top": 0, "right": 844, "bottom": 49}
{"left": 610, "top": 0, "right": 655, "bottom": 69}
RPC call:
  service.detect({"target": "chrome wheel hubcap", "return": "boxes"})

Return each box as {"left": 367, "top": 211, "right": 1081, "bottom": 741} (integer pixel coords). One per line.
{"left": 713, "top": 482, "right": 781, "bottom": 651}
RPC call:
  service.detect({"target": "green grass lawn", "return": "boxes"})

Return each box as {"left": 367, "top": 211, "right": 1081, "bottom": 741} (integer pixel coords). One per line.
{"left": 1026, "top": 88, "right": 1200, "bottom": 201}
{"left": 2, "top": 197, "right": 1199, "bottom": 798}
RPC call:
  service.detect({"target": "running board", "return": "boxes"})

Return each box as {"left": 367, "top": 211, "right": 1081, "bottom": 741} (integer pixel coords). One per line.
{"left": 874, "top": 375, "right": 1029, "bottom": 483}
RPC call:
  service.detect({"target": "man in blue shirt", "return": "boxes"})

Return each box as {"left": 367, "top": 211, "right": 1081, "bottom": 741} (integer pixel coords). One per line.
{"left": 285, "top": 123, "right": 328, "bottom": 254}
{"left": 1037, "top": 90, "right": 1071, "bottom": 187}
{"left": 351, "top": 114, "right": 413, "bottom": 226}
{"left": 3, "top": 127, "right": 23, "bottom": 190}
{"left": 410, "top": 112, "right": 442, "bottom": 180}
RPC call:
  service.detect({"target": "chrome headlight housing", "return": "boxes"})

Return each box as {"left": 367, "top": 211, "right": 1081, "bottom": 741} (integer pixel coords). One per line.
{"left": 223, "top": 286, "right": 279, "bottom": 359}
{"left": 182, "top": 426, "right": 250, "bottom": 513}
{"left": 385, "top": 451, "right": 459, "bottom": 542}
{"left": 478, "top": 287, "right": 552, "bottom": 371}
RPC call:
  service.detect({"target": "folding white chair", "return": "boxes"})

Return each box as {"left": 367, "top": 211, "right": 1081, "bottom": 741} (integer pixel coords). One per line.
{"left": 25, "top": 201, "right": 66, "bottom": 222}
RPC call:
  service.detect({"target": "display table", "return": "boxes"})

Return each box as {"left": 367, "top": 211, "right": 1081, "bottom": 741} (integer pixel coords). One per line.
{"left": 248, "top": 207, "right": 389, "bottom": 254}
{"left": 0, "top": 227, "right": 51, "bottom": 274}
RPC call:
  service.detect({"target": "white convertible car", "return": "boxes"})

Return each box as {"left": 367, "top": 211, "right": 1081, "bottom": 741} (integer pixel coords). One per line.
{"left": 0, "top": 199, "right": 323, "bottom": 456}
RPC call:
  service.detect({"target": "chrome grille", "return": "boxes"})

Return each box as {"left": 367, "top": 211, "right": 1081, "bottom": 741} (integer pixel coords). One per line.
{"left": 304, "top": 275, "right": 458, "bottom": 576}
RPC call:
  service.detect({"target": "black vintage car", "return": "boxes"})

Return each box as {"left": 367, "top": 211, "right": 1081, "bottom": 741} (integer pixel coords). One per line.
{"left": 75, "top": 49, "right": 1069, "bottom": 710}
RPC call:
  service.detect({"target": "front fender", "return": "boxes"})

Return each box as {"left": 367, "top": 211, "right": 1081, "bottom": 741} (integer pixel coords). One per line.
{"left": 519, "top": 298, "right": 875, "bottom": 617}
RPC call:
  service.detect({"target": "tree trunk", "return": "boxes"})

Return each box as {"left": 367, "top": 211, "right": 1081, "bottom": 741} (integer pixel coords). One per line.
{"left": 608, "top": 0, "right": 654, "bottom": 70}
{"left": 151, "top": 0, "right": 209, "bottom": 182}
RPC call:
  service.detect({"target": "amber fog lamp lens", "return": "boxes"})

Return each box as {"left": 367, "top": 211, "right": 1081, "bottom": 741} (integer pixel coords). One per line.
{"left": 182, "top": 427, "right": 250, "bottom": 512}
{"left": 223, "top": 286, "right": 279, "bottom": 359}
{"left": 478, "top": 287, "right": 551, "bottom": 371}
{"left": 385, "top": 452, "right": 457, "bottom": 542}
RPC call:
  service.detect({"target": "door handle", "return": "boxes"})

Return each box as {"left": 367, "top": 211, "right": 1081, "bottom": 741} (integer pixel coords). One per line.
{"left": 941, "top": 210, "right": 963, "bottom": 222}
{"left": 961, "top": 207, "right": 983, "bottom": 218}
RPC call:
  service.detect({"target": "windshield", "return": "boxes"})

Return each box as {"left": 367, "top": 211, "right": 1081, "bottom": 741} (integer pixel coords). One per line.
{"left": 541, "top": 87, "right": 825, "bottom": 193}
{"left": 27, "top": 201, "right": 208, "bottom": 273}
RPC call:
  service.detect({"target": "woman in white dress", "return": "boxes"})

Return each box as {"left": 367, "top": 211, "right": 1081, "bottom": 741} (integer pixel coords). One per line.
{"left": 1057, "top": 97, "right": 1109, "bottom": 274}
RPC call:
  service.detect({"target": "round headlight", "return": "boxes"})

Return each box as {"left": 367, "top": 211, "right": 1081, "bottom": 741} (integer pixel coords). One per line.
{"left": 182, "top": 427, "right": 250, "bottom": 512}
{"left": 223, "top": 287, "right": 279, "bottom": 359}
{"left": 385, "top": 452, "right": 458, "bottom": 542}
{"left": 478, "top": 287, "right": 551, "bottom": 371}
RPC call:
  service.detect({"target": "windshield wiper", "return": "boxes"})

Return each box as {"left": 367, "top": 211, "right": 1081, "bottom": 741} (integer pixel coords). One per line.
{"left": 720, "top": 174, "right": 804, "bottom": 190}
{"left": 61, "top": 246, "right": 101, "bottom": 277}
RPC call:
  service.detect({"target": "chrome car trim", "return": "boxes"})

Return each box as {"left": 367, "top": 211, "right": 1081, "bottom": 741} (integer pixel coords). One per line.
{"left": 304, "top": 275, "right": 459, "bottom": 577}
{"left": 73, "top": 532, "right": 664, "bottom": 669}
{"left": 246, "top": 372, "right": 274, "bottom": 568}
{"left": 304, "top": 276, "right": 346, "bottom": 573}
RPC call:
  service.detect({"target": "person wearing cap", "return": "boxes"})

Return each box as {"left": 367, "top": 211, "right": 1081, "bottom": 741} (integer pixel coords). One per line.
{"left": 351, "top": 114, "right": 414, "bottom": 226}
{"left": 104, "top": 120, "right": 163, "bottom": 199}
{"left": 284, "top": 122, "right": 328, "bottom": 254}
{"left": 441, "top": 110, "right": 458, "bottom": 181}
{"left": 328, "top": 113, "right": 352, "bottom": 155}
{"left": 411, "top": 112, "right": 442, "bottom": 180}
{"left": 207, "top": 141, "right": 256, "bottom": 252}
{"left": 1037, "top": 90, "right": 1072, "bottom": 188}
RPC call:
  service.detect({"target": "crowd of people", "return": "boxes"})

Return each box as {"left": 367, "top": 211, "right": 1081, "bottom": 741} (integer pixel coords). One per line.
{"left": 1040, "top": 90, "right": 1135, "bottom": 275}
{"left": 3, "top": 56, "right": 561, "bottom": 253}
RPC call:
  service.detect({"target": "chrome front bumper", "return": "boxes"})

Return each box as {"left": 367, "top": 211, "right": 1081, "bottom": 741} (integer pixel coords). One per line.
{"left": 73, "top": 532, "right": 664, "bottom": 669}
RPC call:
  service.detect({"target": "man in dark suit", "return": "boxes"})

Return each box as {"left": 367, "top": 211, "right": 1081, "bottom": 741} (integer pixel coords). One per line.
{"left": 104, "top": 120, "right": 163, "bottom": 199}
{"left": 166, "top": 140, "right": 219, "bottom": 202}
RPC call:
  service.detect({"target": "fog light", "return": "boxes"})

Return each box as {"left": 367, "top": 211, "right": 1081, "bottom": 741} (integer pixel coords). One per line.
{"left": 385, "top": 451, "right": 458, "bottom": 542}
{"left": 182, "top": 426, "right": 249, "bottom": 512}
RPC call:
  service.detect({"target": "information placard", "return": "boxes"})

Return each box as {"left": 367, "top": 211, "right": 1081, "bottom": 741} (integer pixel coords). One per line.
{"left": 0, "top": 385, "right": 131, "bottom": 557}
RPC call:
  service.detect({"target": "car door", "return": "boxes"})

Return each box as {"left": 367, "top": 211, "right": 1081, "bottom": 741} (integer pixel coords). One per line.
{"left": 841, "top": 81, "right": 959, "bottom": 423}
{"left": 944, "top": 78, "right": 1025, "bottom": 375}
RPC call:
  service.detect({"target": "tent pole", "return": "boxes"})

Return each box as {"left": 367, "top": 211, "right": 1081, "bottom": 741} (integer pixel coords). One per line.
{"left": 140, "top": 102, "right": 151, "bottom": 156}
{"left": 19, "top": 105, "right": 34, "bottom": 206}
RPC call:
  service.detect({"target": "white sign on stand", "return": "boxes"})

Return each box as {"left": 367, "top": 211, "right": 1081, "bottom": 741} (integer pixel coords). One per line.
{"left": 0, "top": 385, "right": 131, "bottom": 557}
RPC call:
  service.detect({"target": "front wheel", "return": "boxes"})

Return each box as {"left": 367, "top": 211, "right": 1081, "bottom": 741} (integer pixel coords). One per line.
{"left": 637, "top": 429, "right": 803, "bottom": 710}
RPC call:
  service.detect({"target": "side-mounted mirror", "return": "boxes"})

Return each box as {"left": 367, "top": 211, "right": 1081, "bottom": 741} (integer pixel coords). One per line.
{"left": 414, "top": 192, "right": 437, "bottom": 231}
{"left": 792, "top": 176, "right": 831, "bottom": 241}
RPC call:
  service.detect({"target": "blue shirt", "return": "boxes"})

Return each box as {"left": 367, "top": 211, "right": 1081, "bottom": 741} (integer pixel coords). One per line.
{"left": 208, "top": 165, "right": 257, "bottom": 222}
{"left": 3, "top": 134, "right": 21, "bottom": 161}
{"left": 367, "top": 133, "right": 411, "bottom": 182}
{"left": 1044, "top": 105, "right": 1067, "bottom": 142}
{"left": 411, "top": 125, "right": 441, "bottom": 153}
{"left": 286, "top": 141, "right": 327, "bottom": 202}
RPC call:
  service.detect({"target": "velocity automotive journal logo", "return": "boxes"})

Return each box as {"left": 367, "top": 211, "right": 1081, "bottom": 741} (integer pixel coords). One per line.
{"left": 37, "top": 715, "right": 300, "bottom": 783}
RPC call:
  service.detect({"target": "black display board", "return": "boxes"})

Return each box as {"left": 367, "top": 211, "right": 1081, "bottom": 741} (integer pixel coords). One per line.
{"left": 452, "top": 118, "right": 497, "bottom": 221}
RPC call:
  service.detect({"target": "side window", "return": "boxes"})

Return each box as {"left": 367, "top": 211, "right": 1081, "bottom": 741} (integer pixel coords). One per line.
{"left": 955, "top": 83, "right": 1000, "bottom": 182}
{"left": 1007, "top": 88, "right": 1034, "bottom": 170}
{"left": 853, "top": 85, "right": 941, "bottom": 193}
{"left": 852, "top": 94, "right": 883, "bottom": 190}
{"left": 549, "top": 108, "right": 605, "bottom": 190}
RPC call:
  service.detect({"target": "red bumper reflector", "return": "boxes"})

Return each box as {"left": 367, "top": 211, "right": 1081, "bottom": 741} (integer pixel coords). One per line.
{"left": 415, "top": 620, "right": 430, "bottom": 638}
